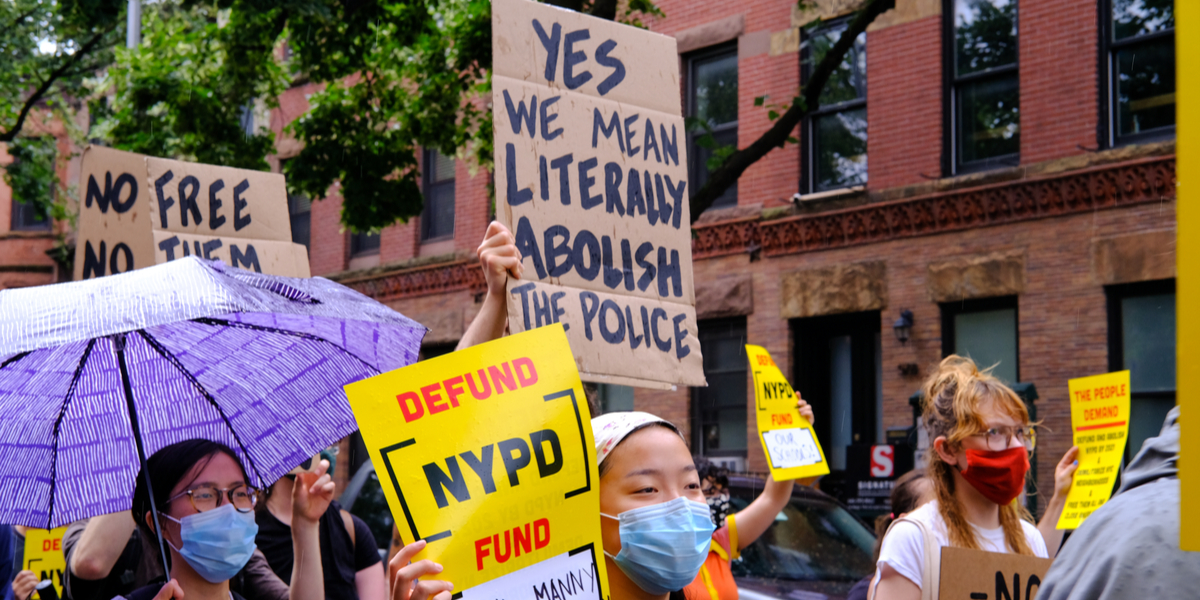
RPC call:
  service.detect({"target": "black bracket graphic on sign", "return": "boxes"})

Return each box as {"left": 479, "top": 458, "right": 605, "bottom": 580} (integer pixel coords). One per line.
{"left": 544, "top": 388, "right": 592, "bottom": 499}
{"left": 753, "top": 370, "right": 766, "bottom": 411}
{"left": 379, "top": 438, "right": 452, "bottom": 543}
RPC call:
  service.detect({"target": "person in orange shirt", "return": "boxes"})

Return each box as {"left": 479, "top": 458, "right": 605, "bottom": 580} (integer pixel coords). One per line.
{"left": 684, "top": 394, "right": 817, "bottom": 600}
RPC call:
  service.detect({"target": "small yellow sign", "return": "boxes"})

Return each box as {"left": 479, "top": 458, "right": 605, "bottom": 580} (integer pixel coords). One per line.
{"left": 1057, "top": 371, "right": 1132, "bottom": 530}
{"left": 344, "top": 324, "right": 608, "bottom": 598}
{"left": 23, "top": 527, "right": 67, "bottom": 599}
{"left": 746, "top": 345, "right": 830, "bottom": 481}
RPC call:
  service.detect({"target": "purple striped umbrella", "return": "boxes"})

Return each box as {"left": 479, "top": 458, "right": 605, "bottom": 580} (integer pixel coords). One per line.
{"left": 0, "top": 257, "right": 425, "bottom": 567}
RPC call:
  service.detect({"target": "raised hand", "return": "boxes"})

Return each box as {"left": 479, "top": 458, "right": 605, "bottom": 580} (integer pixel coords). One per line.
{"left": 292, "top": 458, "right": 335, "bottom": 524}
{"left": 12, "top": 570, "right": 36, "bottom": 600}
{"left": 477, "top": 221, "right": 523, "bottom": 298}
{"left": 1052, "top": 445, "right": 1080, "bottom": 500}
{"left": 795, "top": 391, "right": 815, "bottom": 425}
{"left": 388, "top": 540, "right": 454, "bottom": 600}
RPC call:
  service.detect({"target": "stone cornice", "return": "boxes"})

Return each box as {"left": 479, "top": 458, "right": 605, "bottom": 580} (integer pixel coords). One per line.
{"left": 341, "top": 156, "right": 1175, "bottom": 300}
{"left": 694, "top": 155, "right": 1176, "bottom": 259}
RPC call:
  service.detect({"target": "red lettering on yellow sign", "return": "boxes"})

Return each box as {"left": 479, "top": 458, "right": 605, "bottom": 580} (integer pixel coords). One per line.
{"left": 1084, "top": 405, "right": 1120, "bottom": 421}
{"left": 770, "top": 413, "right": 793, "bottom": 426}
{"left": 474, "top": 518, "right": 551, "bottom": 570}
{"left": 396, "top": 357, "right": 540, "bottom": 423}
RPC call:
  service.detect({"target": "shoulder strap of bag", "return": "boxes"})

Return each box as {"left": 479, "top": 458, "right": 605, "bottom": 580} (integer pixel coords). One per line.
{"left": 869, "top": 516, "right": 940, "bottom": 600}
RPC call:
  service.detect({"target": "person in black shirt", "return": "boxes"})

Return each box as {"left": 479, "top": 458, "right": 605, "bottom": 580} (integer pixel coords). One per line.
{"left": 256, "top": 460, "right": 384, "bottom": 600}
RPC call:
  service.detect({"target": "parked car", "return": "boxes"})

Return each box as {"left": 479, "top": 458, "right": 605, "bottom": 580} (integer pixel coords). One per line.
{"left": 341, "top": 465, "right": 875, "bottom": 599}
{"left": 727, "top": 475, "right": 877, "bottom": 600}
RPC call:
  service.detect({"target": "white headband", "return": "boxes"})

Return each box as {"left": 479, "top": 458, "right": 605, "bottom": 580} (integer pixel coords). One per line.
{"left": 591, "top": 411, "right": 683, "bottom": 465}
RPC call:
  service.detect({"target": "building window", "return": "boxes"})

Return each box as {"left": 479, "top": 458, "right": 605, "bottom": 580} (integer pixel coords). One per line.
{"left": 687, "top": 44, "right": 738, "bottom": 209}
{"left": 792, "top": 311, "right": 881, "bottom": 471}
{"left": 596, "top": 384, "right": 635, "bottom": 414}
{"left": 692, "top": 318, "right": 748, "bottom": 458}
{"left": 421, "top": 149, "right": 456, "bottom": 241}
{"left": 11, "top": 199, "right": 50, "bottom": 231}
{"left": 804, "top": 19, "right": 868, "bottom": 193}
{"left": 1104, "top": 0, "right": 1175, "bottom": 145}
{"left": 946, "top": 0, "right": 1019, "bottom": 174}
{"left": 941, "top": 296, "right": 1019, "bottom": 383}
{"left": 1107, "top": 279, "right": 1175, "bottom": 461}
{"left": 350, "top": 230, "right": 380, "bottom": 257}
{"left": 288, "top": 192, "right": 311, "bottom": 251}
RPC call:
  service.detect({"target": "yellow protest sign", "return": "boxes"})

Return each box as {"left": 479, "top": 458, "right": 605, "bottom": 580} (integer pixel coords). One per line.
{"left": 1178, "top": 0, "right": 1200, "bottom": 552}
{"left": 344, "top": 324, "right": 608, "bottom": 598}
{"left": 1057, "top": 371, "right": 1131, "bottom": 529}
{"left": 746, "top": 345, "right": 830, "bottom": 481}
{"left": 23, "top": 527, "right": 67, "bottom": 598}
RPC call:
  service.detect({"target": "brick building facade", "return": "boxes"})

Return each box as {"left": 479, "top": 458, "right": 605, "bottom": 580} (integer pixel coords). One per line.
{"left": 1, "top": 0, "right": 1175, "bottom": 515}
{"left": 279, "top": 0, "right": 1177, "bottom": 515}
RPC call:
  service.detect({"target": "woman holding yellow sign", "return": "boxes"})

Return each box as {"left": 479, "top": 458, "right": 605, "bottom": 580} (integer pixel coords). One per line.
{"left": 870, "top": 356, "right": 1078, "bottom": 600}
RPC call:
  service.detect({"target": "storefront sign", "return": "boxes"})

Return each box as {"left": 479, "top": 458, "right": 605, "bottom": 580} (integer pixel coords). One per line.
{"left": 74, "top": 145, "right": 310, "bottom": 280}
{"left": 344, "top": 324, "right": 606, "bottom": 598}
{"left": 745, "top": 345, "right": 829, "bottom": 481}
{"left": 1057, "top": 370, "right": 1131, "bottom": 529}
{"left": 492, "top": 0, "right": 704, "bottom": 390}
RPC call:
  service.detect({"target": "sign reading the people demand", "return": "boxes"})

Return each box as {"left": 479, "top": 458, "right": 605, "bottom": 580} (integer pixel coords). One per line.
{"left": 492, "top": 0, "right": 705, "bottom": 390}
{"left": 23, "top": 527, "right": 67, "bottom": 598}
{"left": 344, "top": 324, "right": 607, "bottom": 598}
{"left": 1057, "top": 370, "right": 1132, "bottom": 530}
{"left": 938, "top": 546, "right": 1052, "bottom": 600}
{"left": 746, "top": 345, "right": 830, "bottom": 481}
{"left": 73, "top": 145, "right": 310, "bottom": 280}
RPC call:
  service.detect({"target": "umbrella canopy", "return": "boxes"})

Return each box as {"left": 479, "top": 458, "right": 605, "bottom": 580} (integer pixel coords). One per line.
{"left": 0, "top": 257, "right": 426, "bottom": 529}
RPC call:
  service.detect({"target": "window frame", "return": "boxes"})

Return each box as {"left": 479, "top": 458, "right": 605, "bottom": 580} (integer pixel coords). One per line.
{"left": 942, "top": 0, "right": 1021, "bottom": 176}
{"left": 1099, "top": 0, "right": 1176, "bottom": 148}
{"left": 282, "top": 160, "right": 311, "bottom": 253}
{"left": 1105, "top": 278, "right": 1175, "bottom": 463}
{"left": 801, "top": 16, "right": 869, "bottom": 195}
{"left": 420, "top": 148, "right": 456, "bottom": 243}
{"left": 349, "top": 230, "right": 380, "bottom": 257}
{"left": 940, "top": 295, "right": 1021, "bottom": 382}
{"left": 690, "top": 316, "right": 749, "bottom": 458}
{"left": 685, "top": 42, "right": 740, "bottom": 210}
{"left": 11, "top": 199, "right": 51, "bottom": 231}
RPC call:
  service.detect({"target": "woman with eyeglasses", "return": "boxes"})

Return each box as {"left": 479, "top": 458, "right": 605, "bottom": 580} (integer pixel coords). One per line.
{"left": 869, "top": 356, "right": 1079, "bottom": 600}
{"left": 123, "top": 439, "right": 334, "bottom": 600}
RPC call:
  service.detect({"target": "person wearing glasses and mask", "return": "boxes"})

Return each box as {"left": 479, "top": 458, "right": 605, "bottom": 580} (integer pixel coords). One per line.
{"left": 870, "top": 356, "right": 1079, "bottom": 600}
{"left": 255, "top": 454, "right": 386, "bottom": 600}
{"left": 120, "top": 439, "right": 334, "bottom": 600}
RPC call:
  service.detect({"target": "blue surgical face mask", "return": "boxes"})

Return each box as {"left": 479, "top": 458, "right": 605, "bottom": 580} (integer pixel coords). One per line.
{"left": 601, "top": 496, "right": 716, "bottom": 595}
{"left": 164, "top": 504, "right": 259, "bottom": 583}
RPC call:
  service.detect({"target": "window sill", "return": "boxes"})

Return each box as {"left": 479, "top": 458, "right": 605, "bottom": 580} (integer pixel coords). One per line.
{"left": 793, "top": 185, "right": 866, "bottom": 204}
{"left": 347, "top": 253, "right": 380, "bottom": 271}
{"left": 419, "top": 238, "right": 456, "bottom": 257}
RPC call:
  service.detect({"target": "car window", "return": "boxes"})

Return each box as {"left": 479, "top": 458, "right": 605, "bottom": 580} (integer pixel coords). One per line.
{"left": 348, "top": 467, "right": 395, "bottom": 550}
{"left": 728, "top": 493, "right": 875, "bottom": 582}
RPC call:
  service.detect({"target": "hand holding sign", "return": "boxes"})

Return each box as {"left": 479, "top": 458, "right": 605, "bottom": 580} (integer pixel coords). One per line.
{"left": 1056, "top": 371, "right": 1131, "bottom": 529}
{"left": 388, "top": 540, "right": 454, "bottom": 600}
{"left": 746, "top": 345, "right": 829, "bottom": 481}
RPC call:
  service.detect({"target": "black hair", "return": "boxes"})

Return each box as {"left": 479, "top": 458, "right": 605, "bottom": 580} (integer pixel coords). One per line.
{"left": 130, "top": 439, "right": 246, "bottom": 568}
{"left": 693, "top": 456, "right": 730, "bottom": 489}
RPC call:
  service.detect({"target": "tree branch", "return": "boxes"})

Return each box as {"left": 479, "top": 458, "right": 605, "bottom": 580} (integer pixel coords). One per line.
{"left": 689, "top": 0, "right": 894, "bottom": 221}
{"left": 0, "top": 25, "right": 115, "bottom": 142}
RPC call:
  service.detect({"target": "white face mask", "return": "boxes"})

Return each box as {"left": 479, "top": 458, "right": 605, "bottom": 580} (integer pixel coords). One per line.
{"left": 601, "top": 497, "right": 715, "bottom": 595}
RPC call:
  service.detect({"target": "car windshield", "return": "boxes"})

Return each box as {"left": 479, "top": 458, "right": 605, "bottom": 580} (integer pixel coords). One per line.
{"left": 728, "top": 493, "right": 876, "bottom": 582}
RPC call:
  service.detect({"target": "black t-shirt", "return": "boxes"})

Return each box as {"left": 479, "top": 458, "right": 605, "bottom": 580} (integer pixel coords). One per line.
{"left": 255, "top": 502, "right": 381, "bottom": 600}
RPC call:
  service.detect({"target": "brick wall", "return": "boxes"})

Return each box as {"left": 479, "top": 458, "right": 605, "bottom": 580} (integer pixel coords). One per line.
{"left": 1019, "top": 0, "right": 1099, "bottom": 163}
{"left": 309, "top": 191, "right": 347, "bottom": 276}
{"left": 867, "top": 15, "right": 944, "bottom": 190}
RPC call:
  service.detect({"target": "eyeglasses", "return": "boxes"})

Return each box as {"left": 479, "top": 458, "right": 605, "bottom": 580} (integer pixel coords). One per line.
{"left": 168, "top": 484, "right": 259, "bottom": 513}
{"left": 971, "top": 425, "right": 1036, "bottom": 452}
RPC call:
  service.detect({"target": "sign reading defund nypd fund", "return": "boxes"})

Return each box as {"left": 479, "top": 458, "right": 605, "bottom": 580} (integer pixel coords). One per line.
{"left": 344, "top": 325, "right": 607, "bottom": 599}
{"left": 492, "top": 0, "right": 705, "bottom": 390}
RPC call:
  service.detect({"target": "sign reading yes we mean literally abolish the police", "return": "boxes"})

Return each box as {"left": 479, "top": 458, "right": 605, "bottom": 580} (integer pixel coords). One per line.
{"left": 344, "top": 325, "right": 608, "bottom": 599}
{"left": 493, "top": 0, "right": 705, "bottom": 390}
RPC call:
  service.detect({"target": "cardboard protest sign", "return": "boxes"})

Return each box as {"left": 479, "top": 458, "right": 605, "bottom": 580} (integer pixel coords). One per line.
{"left": 746, "top": 345, "right": 830, "bottom": 481}
{"left": 1057, "top": 370, "right": 1131, "bottom": 529}
{"left": 492, "top": 0, "right": 705, "bottom": 390}
{"left": 23, "top": 527, "right": 67, "bottom": 598}
{"left": 344, "top": 324, "right": 608, "bottom": 598}
{"left": 939, "top": 546, "right": 1053, "bottom": 600}
{"left": 74, "top": 145, "right": 310, "bottom": 280}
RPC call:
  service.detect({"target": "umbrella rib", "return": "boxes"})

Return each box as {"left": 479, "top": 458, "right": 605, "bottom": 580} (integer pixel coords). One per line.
{"left": 134, "top": 329, "right": 268, "bottom": 490}
{"left": 46, "top": 338, "right": 98, "bottom": 529}
{"left": 0, "top": 351, "right": 30, "bottom": 370}
{"left": 191, "top": 317, "right": 381, "bottom": 376}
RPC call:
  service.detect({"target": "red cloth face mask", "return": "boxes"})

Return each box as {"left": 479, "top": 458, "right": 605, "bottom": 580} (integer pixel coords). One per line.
{"left": 959, "top": 446, "right": 1029, "bottom": 505}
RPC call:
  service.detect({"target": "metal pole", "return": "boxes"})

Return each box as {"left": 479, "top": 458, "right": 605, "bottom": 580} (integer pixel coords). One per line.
{"left": 114, "top": 333, "right": 172, "bottom": 577}
{"left": 126, "top": 0, "right": 141, "bottom": 49}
